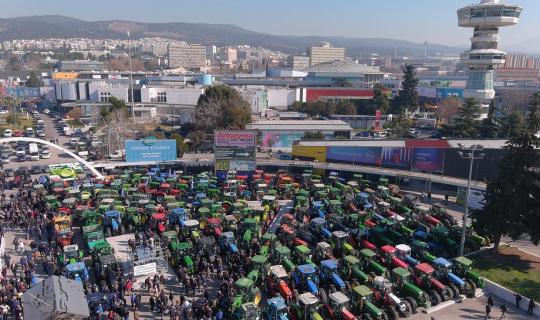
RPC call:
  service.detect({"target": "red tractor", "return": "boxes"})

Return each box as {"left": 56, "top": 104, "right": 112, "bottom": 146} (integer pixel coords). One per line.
{"left": 265, "top": 265, "right": 293, "bottom": 302}
{"left": 411, "top": 263, "right": 449, "bottom": 306}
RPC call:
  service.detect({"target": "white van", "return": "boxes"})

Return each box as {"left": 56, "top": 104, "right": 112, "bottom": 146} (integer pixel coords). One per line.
{"left": 28, "top": 143, "right": 39, "bottom": 161}
{"left": 3, "top": 129, "right": 12, "bottom": 137}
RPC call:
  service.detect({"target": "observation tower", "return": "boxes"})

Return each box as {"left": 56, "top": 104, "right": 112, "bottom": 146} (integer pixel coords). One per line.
{"left": 457, "top": 0, "right": 522, "bottom": 117}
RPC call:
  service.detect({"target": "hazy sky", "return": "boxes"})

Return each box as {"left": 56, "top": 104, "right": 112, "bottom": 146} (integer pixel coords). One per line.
{"left": 1, "top": 0, "right": 538, "bottom": 46}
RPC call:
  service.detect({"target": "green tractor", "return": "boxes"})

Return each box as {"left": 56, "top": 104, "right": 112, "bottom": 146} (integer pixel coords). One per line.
{"left": 272, "top": 245, "right": 296, "bottom": 272}
{"left": 57, "top": 244, "right": 83, "bottom": 266}
{"left": 358, "top": 249, "right": 387, "bottom": 276}
{"left": 247, "top": 255, "right": 269, "bottom": 285}
{"left": 452, "top": 256, "right": 484, "bottom": 297}
{"left": 294, "top": 245, "right": 315, "bottom": 267}
{"left": 289, "top": 292, "right": 324, "bottom": 320}
{"left": 340, "top": 255, "right": 369, "bottom": 285}
{"left": 233, "top": 302, "right": 260, "bottom": 320}
{"left": 350, "top": 285, "right": 387, "bottom": 320}
{"left": 232, "top": 278, "right": 262, "bottom": 311}
{"left": 170, "top": 241, "right": 194, "bottom": 273}
{"left": 390, "top": 267, "right": 431, "bottom": 311}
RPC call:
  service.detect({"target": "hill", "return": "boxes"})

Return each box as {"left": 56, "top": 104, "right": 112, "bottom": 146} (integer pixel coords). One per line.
{"left": 0, "top": 15, "right": 462, "bottom": 56}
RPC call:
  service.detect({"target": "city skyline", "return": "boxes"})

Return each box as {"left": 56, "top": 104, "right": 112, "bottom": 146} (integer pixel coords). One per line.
{"left": 1, "top": 0, "right": 538, "bottom": 50}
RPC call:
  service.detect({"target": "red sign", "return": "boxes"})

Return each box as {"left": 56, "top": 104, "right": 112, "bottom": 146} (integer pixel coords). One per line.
{"left": 214, "top": 130, "right": 257, "bottom": 148}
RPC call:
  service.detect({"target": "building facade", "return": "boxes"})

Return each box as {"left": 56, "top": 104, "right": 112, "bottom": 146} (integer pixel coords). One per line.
{"left": 309, "top": 42, "right": 345, "bottom": 66}
{"left": 167, "top": 44, "right": 207, "bottom": 69}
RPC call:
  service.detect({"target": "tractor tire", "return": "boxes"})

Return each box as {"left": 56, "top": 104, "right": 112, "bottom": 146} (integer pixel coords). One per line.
{"left": 126, "top": 224, "right": 132, "bottom": 233}
{"left": 120, "top": 224, "right": 125, "bottom": 235}
{"left": 445, "top": 285, "right": 455, "bottom": 300}
{"left": 440, "top": 290, "right": 450, "bottom": 301}
{"left": 106, "top": 227, "right": 111, "bottom": 237}
{"left": 465, "top": 279, "right": 477, "bottom": 298}
{"left": 404, "top": 296, "right": 418, "bottom": 313}
{"left": 400, "top": 300, "right": 412, "bottom": 318}
{"left": 361, "top": 314, "right": 373, "bottom": 320}
{"left": 429, "top": 290, "right": 441, "bottom": 306}
{"left": 384, "top": 306, "right": 398, "bottom": 320}
{"left": 448, "top": 283, "right": 460, "bottom": 299}
{"left": 319, "top": 288, "right": 328, "bottom": 305}
{"left": 352, "top": 279, "right": 360, "bottom": 287}
{"left": 330, "top": 284, "right": 337, "bottom": 293}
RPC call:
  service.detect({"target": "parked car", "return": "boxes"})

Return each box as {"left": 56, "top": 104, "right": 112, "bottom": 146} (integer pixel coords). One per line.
{"left": 1, "top": 153, "right": 10, "bottom": 164}
{"left": 13, "top": 130, "right": 23, "bottom": 137}
{"left": 3, "top": 129, "right": 12, "bottom": 137}
{"left": 0, "top": 109, "right": 9, "bottom": 115}
{"left": 41, "top": 149, "right": 51, "bottom": 159}
{"left": 43, "top": 109, "right": 50, "bottom": 114}
{"left": 4, "top": 168, "right": 14, "bottom": 177}
{"left": 36, "top": 130, "right": 46, "bottom": 137}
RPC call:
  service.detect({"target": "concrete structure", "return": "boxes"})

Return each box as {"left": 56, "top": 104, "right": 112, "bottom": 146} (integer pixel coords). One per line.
{"left": 59, "top": 60, "right": 105, "bottom": 71}
{"left": 304, "top": 60, "right": 385, "bottom": 86}
{"left": 330, "top": 114, "right": 390, "bottom": 130}
{"left": 167, "top": 44, "right": 207, "bottom": 69}
{"left": 308, "top": 42, "right": 345, "bottom": 66}
{"left": 286, "top": 55, "right": 310, "bottom": 70}
{"left": 458, "top": 0, "right": 522, "bottom": 117}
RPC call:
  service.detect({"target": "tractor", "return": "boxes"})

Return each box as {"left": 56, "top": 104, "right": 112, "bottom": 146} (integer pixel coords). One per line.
{"left": 170, "top": 242, "right": 194, "bottom": 273}
{"left": 309, "top": 218, "right": 332, "bottom": 239}
{"left": 314, "top": 242, "right": 335, "bottom": 263}
{"left": 54, "top": 215, "right": 72, "bottom": 247}
{"left": 57, "top": 244, "right": 82, "bottom": 267}
{"left": 292, "top": 264, "right": 319, "bottom": 296}
{"left": 431, "top": 257, "right": 466, "bottom": 300}
{"left": 248, "top": 255, "right": 269, "bottom": 285}
{"left": 218, "top": 231, "right": 238, "bottom": 254}
{"left": 150, "top": 213, "right": 167, "bottom": 234}
{"left": 340, "top": 255, "right": 369, "bottom": 286}
{"left": 320, "top": 291, "right": 358, "bottom": 320}
{"left": 233, "top": 302, "right": 260, "bottom": 320}
{"left": 103, "top": 210, "right": 124, "bottom": 236}
{"left": 289, "top": 292, "right": 324, "bottom": 320}
{"left": 65, "top": 261, "right": 89, "bottom": 285}
{"left": 263, "top": 296, "right": 289, "bottom": 320}
{"left": 390, "top": 267, "right": 430, "bottom": 312}
{"left": 394, "top": 244, "right": 421, "bottom": 267}
{"left": 371, "top": 276, "right": 411, "bottom": 319}
{"left": 350, "top": 285, "right": 386, "bottom": 320}
{"left": 294, "top": 245, "right": 315, "bottom": 266}
{"left": 378, "top": 245, "right": 409, "bottom": 270}
{"left": 182, "top": 219, "right": 201, "bottom": 242}
{"left": 265, "top": 265, "right": 293, "bottom": 302}
{"left": 196, "top": 236, "right": 218, "bottom": 256}
{"left": 331, "top": 231, "right": 350, "bottom": 257}
{"left": 273, "top": 246, "right": 296, "bottom": 272}
{"left": 452, "top": 256, "right": 484, "bottom": 297}
{"left": 411, "top": 263, "right": 449, "bottom": 306}
{"left": 232, "top": 278, "right": 262, "bottom": 311}
{"left": 319, "top": 259, "right": 347, "bottom": 294}
{"left": 358, "top": 249, "right": 387, "bottom": 276}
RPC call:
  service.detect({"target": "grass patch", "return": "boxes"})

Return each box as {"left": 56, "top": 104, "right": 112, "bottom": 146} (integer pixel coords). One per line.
{"left": 0, "top": 114, "right": 34, "bottom": 131}
{"left": 66, "top": 119, "right": 83, "bottom": 128}
{"left": 471, "top": 246, "right": 540, "bottom": 300}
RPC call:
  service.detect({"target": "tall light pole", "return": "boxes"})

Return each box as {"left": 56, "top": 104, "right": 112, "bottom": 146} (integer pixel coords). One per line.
{"left": 127, "top": 31, "right": 135, "bottom": 119}
{"left": 458, "top": 144, "right": 485, "bottom": 256}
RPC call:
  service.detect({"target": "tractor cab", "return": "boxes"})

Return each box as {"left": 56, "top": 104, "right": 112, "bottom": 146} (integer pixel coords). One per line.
{"left": 264, "top": 296, "right": 289, "bottom": 319}
{"left": 233, "top": 278, "right": 262, "bottom": 309}
{"left": 341, "top": 255, "right": 369, "bottom": 285}
{"left": 294, "top": 245, "right": 313, "bottom": 266}
{"left": 379, "top": 245, "right": 409, "bottom": 269}
{"left": 169, "top": 208, "right": 187, "bottom": 226}
{"left": 248, "top": 255, "right": 269, "bottom": 284}
{"left": 61, "top": 244, "right": 81, "bottom": 265}
{"left": 267, "top": 265, "right": 293, "bottom": 301}
{"left": 218, "top": 231, "right": 238, "bottom": 253}
{"left": 161, "top": 230, "right": 179, "bottom": 248}
{"left": 351, "top": 285, "right": 384, "bottom": 320}
{"left": 196, "top": 236, "right": 217, "bottom": 256}
{"left": 205, "top": 217, "right": 222, "bottom": 236}
{"left": 331, "top": 231, "right": 349, "bottom": 252}
{"left": 315, "top": 242, "right": 334, "bottom": 262}
{"left": 323, "top": 291, "right": 358, "bottom": 320}
{"left": 273, "top": 246, "right": 295, "bottom": 271}
{"left": 104, "top": 210, "right": 124, "bottom": 236}
{"left": 310, "top": 218, "right": 331, "bottom": 239}
{"left": 182, "top": 219, "right": 200, "bottom": 240}
{"left": 170, "top": 242, "right": 194, "bottom": 272}
{"left": 295, "top": 292, "right": 322, "bottom": 320}
{"left": 65, "top": 261, "right": 89, "bottom": 283}
{"left": 395, "top": 244, "right": 420, "bottom": 266}
{"left": 359, "top": 249, "right": 387, "bottom": 276}
{"left": 294, "top": 264, "right": 319, "bottom": 295}
{"left": 224, "top": 215, "right": 238, "bottom": 232}
{"left": 235, "top": 302, "right": 260, "bottom": 320}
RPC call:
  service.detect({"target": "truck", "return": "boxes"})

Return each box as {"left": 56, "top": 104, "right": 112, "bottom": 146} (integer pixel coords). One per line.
{"left": 28, "top": 143, "right": 39, "bottom": 161}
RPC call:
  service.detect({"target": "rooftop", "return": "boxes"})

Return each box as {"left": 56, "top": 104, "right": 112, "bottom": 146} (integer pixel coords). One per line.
{"left": 305, "top": 60, "right": 383, "bottom": 76}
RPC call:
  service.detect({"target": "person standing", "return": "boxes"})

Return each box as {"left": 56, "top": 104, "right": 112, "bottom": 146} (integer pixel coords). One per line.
{"left": 488, "top": 296, "right": 494, "bottom": 308}
{"left": 485, "top": 304, "right": 492, "bottom": 319}
{"left": 528, "top": 298, "right": 535, "bottom": 315}
{"left": 149, "top": 296, "right": 155, "bottom": 313}
{"left": 515, "top": 293, "right": 522, "bottom": 308}
{"left": 500, "top": 304, "right": 507, "bottom": 319}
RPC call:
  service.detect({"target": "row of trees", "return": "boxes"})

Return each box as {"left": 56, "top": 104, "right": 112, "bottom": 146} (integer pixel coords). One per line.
{"left": 472, "top": 93, "right": 540, "bottom": 250}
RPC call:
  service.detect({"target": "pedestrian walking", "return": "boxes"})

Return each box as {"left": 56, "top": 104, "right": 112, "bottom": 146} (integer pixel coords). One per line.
{"left": 149, "top": 296, "right": 155, "bottom": 313}
{"left": 528, "top": 298, "right": 535, "bottom": 315}
{"left": 515, "top": 293, "right": 522, "bottom": 308}
{"left": 485, "top": 304, "right": 492, "bottom": 319}
{"left": 500, "top": 304, "right": 507, "bottom": 319}
{"left": 427, "top": 192, "right": 432, "bottom": 203}
{"left": 444, "top": 194, "right": 449, "bottom": 207}
{"left": 488, "top": 295, "right": 494, "bottom": 308}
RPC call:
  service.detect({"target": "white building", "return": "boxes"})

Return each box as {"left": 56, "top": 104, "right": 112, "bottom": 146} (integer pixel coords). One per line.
{"left": 167, "top": 44, "right": 207, "bottom": 69}
{"left": 309, "top": 42, "right": 346, "bottom": 66}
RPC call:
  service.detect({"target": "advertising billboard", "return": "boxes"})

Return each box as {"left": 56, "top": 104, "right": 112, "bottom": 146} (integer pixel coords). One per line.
{"left": 214, "top": 130, "right": 256, "bottom": 148}
{"left": 381, "top": 147, "right": 412, "bottom": 169}
{"left": 326, "top": 146, "right": 382, "bottom": 165}
{"left": 412, "top": 148, "right": 444, "bottom": 172}
{"left": 125, "top": 139, "right": 177, "bottom": 163}
{"left": 261, "top": 132, "right": 305, "bottom": 148}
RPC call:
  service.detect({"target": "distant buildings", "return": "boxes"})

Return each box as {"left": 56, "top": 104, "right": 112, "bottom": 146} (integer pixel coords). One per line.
{"left": 167, "top": 44, "right": 207, "bottom": 69}
{"left": 286, "top": 56, "right": 310, "bottom": 70}
{"left": 59, "top": 60, "right": 105, "bottom": 72}
{"left": 309, "top": 42, "right": 345, "bottom": 66}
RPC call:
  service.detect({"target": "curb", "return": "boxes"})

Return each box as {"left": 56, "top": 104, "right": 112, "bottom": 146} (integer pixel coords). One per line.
{"left": 422, "top": 289, "right": 484, "bottom": 314}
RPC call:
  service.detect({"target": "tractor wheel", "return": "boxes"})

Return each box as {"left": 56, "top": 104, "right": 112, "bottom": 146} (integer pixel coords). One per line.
{"left": 361, "top": 314, "right": 373, "bottom": 320}
{"left": 440, "top": 290, "right": 450, "bottom": 301}
{"left": 429, "top": 290, "right": 441, "bottom": 306}
{"left": 106, "top": 227, "right": 111, "bottom": 237}
{"left": 400, "top": 300, "right": 412, "bottom": 318}
{"left": 384, "top": 306, "right": 398, "bottom": 320}
{"left": 465, "top": 279, "right": 477, "bottom": 298}
{"left": 120, "top": 224, "right": 125, "bottom": 235}
{"left": 445, "top": 285, "right": 455, "bottom": 300}
{"left": 448, "top": 283, "right": 460, "bottom": 299}
{"left": 404, "top": 296, "right": 418, "bottom": 313}
{"left": 126, "top": 224, "right": 132, "bottom": 233}
{"left": 319, "top": 288, "right": 328, "bottom": 305}
{"left": 329, "top": 284, "right": 337, "bottom": 293}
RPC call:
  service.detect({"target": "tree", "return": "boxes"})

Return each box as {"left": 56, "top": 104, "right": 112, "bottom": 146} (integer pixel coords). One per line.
{"left": 436, "top": 97, "right": 460, "bottom": 125}
{"left": 369, "top": 84, "right": 390, "bottom": 114}
{"left": 385, "top": 112, "right": 414, "bottom": 138}
{"left": 335, "top": 102, "right": 357, "bottom": 115}
{"left": 500, "top": 111, "right": 526, "bottom": 139}
{"left": 390, "top": 64, "right": 419, "bottom": 113}
{"left": 170, "top": 133, "right": 186, "bottom": 157}
{"left": 451, "top": 98, "right": 481, "bottom": 138}
{"left": 194, "top": 85, "right": 252, "bottom": 132}
{"left": 472, "top": 92, "right": 540, "bottom": 250}
{"left": 188, "top": 130, "right": 205, "bottom": 151}
{"left": 67, "top": 107, "right": 82, "bottom": 120}
{"left": 480, "top": 100, "right": 501, "bottom": 138}
{"left": 302, "top": 131, "right": 325, "bottom": 140}
{"left": 305, "top": 101, "right": 335, "bottom": 118}
{"left": 26, "top": 71, "right": 42, "bottom": 87}
{"left": 291, "top": 101, "right": 306, "bottom": 113}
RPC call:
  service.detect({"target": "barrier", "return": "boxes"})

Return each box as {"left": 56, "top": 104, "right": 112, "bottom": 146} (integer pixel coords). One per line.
{"left": 484, "top": 278, "right": 540, "bottom": 317}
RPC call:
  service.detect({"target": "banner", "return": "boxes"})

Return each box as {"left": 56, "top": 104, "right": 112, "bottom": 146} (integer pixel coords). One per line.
{"left": 326, "top": 147, "right": 382, "bottom": 165}
{"left": 382, "top": 147, "right": 412, "bottom": 169}
{"left": 214, "top": 130, "right": 256, "bottom": 148}
{"left": 412, "top": 148, "right": 444, "bottom": 172}
{"left": 261, "top": 132, "right": 305, "bottom": 148}
{"left": 125, "top": 139, "right": 177, "bottom": 163}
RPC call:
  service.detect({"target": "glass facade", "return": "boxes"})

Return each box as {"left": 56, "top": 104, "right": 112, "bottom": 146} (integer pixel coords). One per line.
{"left": 466, "top": 71, "right": 494, "bottom": 90}
{"left": 459, "top": 6, "right": 521, "bottom": 20}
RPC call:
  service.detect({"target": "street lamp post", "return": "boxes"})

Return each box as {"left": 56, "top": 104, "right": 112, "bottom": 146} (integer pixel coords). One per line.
{"left": 127, "top": 31, "right": 135, "bottom": 119}
{"left": 458, "top": 144, "right": 485, "bottom": 256}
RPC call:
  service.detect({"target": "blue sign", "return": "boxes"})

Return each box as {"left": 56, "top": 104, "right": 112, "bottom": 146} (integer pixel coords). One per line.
{"left": 125, "top": 139, "right": 177, "bottom": 163}
{"left": 6, "top": 87, "right": 41, "bottom": 98}
{"left": 436, "top": 88, "right": 463, "bottom": 99}
{"left": 326, "top": 146, "right": 382, "bottom": 165}
{"left": 412, "top": 148, "right": 444, "bottom": 172}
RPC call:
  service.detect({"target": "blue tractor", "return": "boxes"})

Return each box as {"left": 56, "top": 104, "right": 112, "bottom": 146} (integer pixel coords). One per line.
{"left": 218, "top": 231, "right": 238, "bottom": 254}
{"left": 292, "top": 264, "right": 319, "bottom": 296}
{"left": 263, "top": 296, "right": 289, "bottom": 320}
{"left": 431, "top": 257, "right": 466, "bottom": 299}
{"left": 104, "top": 210, "right": 124, "bottom": 237}
{"left": 66, "top": 261, "right": 89, "bottom": 285}
{"left": 310, "top": 218, "right": 332, "bottom": 239}
{"left": 319, "top": 259, "right": 347, "bottom": 295}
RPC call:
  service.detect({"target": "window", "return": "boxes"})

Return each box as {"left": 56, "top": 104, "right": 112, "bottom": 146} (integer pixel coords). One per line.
{"left": 157, "top": 92, "right": 167, "bottom": 103}
{"left": 100, "top": 92, "right": 111, "bottom": 102}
